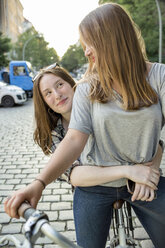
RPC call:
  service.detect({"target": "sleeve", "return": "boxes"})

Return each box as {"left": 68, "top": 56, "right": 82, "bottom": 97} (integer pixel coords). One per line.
{"left": 56, "top": 159, "right": 81, "bottom": 184}
{"left": 69, "top": 82, "right": 93, "bottom": 135}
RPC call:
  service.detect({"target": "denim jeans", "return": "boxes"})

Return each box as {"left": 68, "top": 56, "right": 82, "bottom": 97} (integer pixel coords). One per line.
{"left": 73, "top": 176, "right": 165, "bottom": 248}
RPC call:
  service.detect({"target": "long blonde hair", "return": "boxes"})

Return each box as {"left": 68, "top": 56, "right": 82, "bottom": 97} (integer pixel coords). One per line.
{"left": 33, "top": 66, "right": 76, "bottom": 155}
{"left": 79, "top": 3, "right": 158, "bottom": 110}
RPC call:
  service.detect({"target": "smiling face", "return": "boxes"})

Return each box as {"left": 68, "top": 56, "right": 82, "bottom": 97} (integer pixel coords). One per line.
{"left": 39, "top": 73, "right": 74, "bottom": 120}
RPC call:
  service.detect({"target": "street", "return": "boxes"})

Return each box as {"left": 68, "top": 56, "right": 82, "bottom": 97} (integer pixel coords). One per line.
{"left": 0, "top": 99, "right": 165, "bottom": 247}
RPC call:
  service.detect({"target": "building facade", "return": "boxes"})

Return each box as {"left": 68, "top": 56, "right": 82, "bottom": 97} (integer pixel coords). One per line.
{"left": 0, "top": 0, "right": 24, "bottom": 42}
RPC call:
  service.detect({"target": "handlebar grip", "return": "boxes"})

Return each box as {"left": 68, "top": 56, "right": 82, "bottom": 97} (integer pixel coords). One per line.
{"left": 18, "top": 202, "right": 36, "bottom": 220}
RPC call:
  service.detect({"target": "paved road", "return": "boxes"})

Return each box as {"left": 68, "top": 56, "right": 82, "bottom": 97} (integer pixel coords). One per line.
{"left": 0, "top": 99, "right": 165, "bottom": 248}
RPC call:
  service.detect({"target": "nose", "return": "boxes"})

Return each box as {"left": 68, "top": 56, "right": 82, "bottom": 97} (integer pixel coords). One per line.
{"left": 85, "top": 47, "right": 92, "bottom": 57}
{"left": 53, "top": 89, "right": 62, "bottom": 99}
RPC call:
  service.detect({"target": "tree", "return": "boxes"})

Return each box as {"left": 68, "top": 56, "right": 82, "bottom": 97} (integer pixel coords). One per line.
{"left": 0, "top": 32, "right": 11, "bottom": 68}
{"left": 99, "top": 0, "right": 165, "bottom": 62}
{"left": 11, "top": 27, "right": 59, "bottom": 70}
{"left": 61, "top": 43, "right": 87, "bottom": 72}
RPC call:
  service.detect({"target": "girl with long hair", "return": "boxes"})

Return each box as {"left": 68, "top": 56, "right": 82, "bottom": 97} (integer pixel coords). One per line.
{"left": 5, "top": 3, "right": 165, "bottom": 247}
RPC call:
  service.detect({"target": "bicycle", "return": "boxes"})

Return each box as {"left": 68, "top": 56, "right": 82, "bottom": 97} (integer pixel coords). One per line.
{"left": 0, "top": 200, "right": 141, "bottom": 248}
{"left": 0, "top": 202, "right": 81, "bottom": 248}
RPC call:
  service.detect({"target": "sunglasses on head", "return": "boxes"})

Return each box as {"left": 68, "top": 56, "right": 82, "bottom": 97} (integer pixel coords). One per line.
{"left": 32, "top": 62, "right": 60, "bottom": 82}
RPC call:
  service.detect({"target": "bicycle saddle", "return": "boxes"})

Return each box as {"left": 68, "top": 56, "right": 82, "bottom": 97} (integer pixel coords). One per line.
{"left": 113, "top": 199, "right": 125, "bottom": 209}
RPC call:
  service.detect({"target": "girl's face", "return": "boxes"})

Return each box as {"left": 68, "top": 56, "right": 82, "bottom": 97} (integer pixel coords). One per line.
{"left": 39, "top": 73, "right": 74, "bottom": 118}
{"left": 83, "top": 42, "right": 96, "bottom": 63}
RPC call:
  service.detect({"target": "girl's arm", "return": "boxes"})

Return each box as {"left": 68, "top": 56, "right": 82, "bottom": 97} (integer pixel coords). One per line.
{"left": 4, "top": 129, "right": 89, "bottom": 218}
{"left": 149, "top": 143, "right": 163, "bottom": 171}
{"left": 70, "top": 144, "right": 162, "bottom": 187}
{"left": 131, "top": 144, "right": 163, "bottom": 202}
{"left": 70, "top": 165, "right": 127, "bottom": 187}
{"left": 70, "top": 164, "right": 160, "bottom": 189}
{"left": 4, "top": 130, "right": 162, "bottom": 218}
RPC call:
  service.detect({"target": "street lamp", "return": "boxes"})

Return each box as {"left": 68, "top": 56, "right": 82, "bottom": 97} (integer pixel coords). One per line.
{"left": 155, "top": 0, "right": 162, "bottom": 63}
{"left": 22, "top": 34, "right": 41, "bottom": 60}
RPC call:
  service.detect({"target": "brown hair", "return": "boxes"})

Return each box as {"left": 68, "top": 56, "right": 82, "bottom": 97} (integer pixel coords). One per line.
{"left": 79, "top": 3, "right": 158, "bottom": 110}
{"left": 33, "top": 65, "right": 76, "bottom": 155}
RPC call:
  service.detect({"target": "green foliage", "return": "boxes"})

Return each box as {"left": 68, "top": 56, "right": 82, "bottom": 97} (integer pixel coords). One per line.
{"left": 11, "top": 27, "right": 87, "bottom": 72}
{"left": 11, "top": 27, "right": 59, "bottom": 70}
{"left": 0, "top": 32, "right": 11, "bottom": 68}
{"left": 61, "top": 43, "right": 87, "bottom": 72}
{"left": 99, "top": 0, "right": 165, "bottom": 62}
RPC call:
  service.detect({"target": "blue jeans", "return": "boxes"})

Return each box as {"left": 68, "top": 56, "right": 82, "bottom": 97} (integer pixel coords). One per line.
{"left": 73, "top": 176, "right": 165, "bottom": 248}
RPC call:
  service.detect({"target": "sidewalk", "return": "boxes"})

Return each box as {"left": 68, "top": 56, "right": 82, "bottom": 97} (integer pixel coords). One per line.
{"left": 0, "top": 99, "right": 165, "bottom": 247}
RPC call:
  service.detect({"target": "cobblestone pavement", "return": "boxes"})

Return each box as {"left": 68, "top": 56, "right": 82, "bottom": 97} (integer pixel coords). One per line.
{"left": 0, "top": 99, "right": 165, "bottom": 248}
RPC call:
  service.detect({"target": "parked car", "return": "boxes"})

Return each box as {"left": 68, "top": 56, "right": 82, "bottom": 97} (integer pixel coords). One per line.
{"left": 0, "top": 81, "right": 27, "bottom": 107}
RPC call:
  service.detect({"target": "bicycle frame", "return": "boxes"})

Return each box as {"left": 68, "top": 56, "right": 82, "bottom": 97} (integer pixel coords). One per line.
{"left": 107, "top": 200, "right": 141, "bottom": 248}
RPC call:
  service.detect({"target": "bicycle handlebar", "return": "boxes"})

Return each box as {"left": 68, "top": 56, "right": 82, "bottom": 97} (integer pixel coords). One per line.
{"left": 18, "top": 202, "right": 35, "bottom": 220}
{"left": 17, "top": 202, "right": 81, "bottom": 248}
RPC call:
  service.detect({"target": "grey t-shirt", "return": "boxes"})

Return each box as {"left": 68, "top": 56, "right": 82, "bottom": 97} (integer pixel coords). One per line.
{"left": 69, "top": 63, "right": 165, "bottom": 187}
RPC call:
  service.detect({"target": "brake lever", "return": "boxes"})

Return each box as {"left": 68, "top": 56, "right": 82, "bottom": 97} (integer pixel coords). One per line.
{"left": 23, "top": 210, "right": 49, "bottom": 243}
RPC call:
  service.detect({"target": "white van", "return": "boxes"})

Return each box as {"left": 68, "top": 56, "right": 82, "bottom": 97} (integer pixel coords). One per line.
{"left": 0, "top": 81, "right": 27, "bottom": 107}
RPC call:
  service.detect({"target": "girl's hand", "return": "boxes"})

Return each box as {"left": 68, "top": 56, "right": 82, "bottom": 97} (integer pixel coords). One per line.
{"left": 127, "top": 165, "right": 160, "bottom": 190}
{"left": 131, "top": 183, "right": 156, "bottom": 202}
{"left": 4, "top": 181, "right": 43, "bottom": 219}
{"left": 145, "top": 144, "right": 163, "bottom": 170}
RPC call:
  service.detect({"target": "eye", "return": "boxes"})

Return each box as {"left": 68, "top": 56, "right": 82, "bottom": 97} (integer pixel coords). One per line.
{"left": 45, "top": 90, "right": 51, "bottom": 97}
{"left": 57, "top": 82, "right": 63, "bottom": 88}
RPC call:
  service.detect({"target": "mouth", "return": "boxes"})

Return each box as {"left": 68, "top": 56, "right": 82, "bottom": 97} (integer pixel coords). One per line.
{"left": 57, "top": 98, "right": 68, "bottom": 106}
{"left": 91, "top": 56, "right": 95, "bottom": 63}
